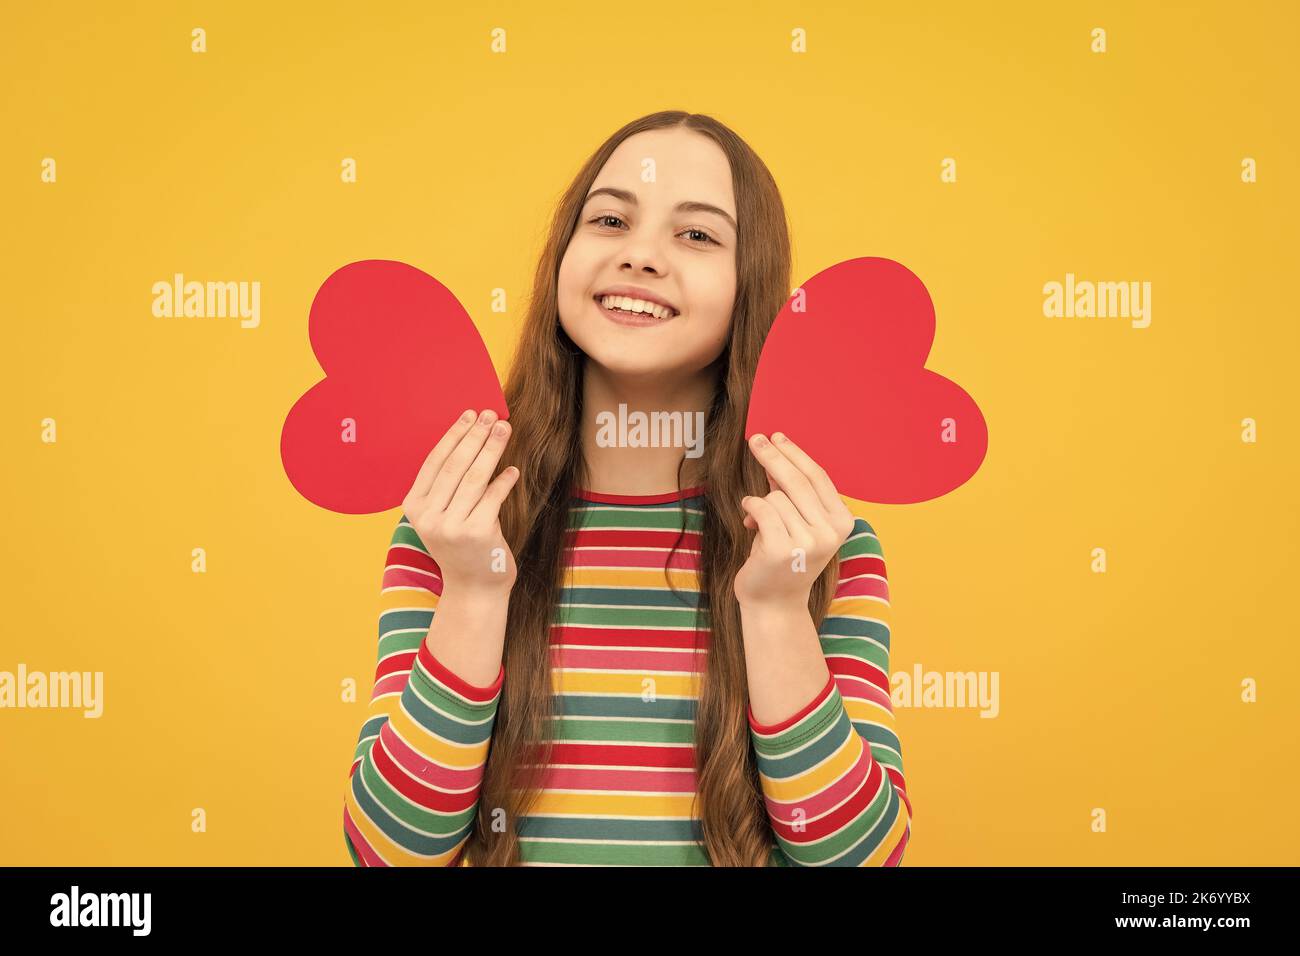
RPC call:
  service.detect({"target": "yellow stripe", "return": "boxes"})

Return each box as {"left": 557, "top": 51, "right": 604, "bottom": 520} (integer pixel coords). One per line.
{"left": 843, "top": 695, "right": 897, "bottom": 726}
{"left": 379, "top": 585, "right": 439, "bottom": 613}
{"left": 562, "top": 566, "right": 700, "bottom": 588}
{"left": 760, "top": 731, "right": 865, "bottom": 803}
{"left": 362, "top": 695, "right": 403, "bottom": 723}
{"left": 826, "top": 594, "right": 891, "bottom": 620}
{"left": 548, "top": 670, "right": 701, "bottom": 696}
{"left": 385, "top": 704, "right": 492, "bottom": 771}
{"left": 344, "top": 785, "right": 464, "bottom": 866}
{"left": 858, "top": 794, "right": 911, "bottom": 866}
{"left": 525, "top": 790, "right": 699, "bottom": 817}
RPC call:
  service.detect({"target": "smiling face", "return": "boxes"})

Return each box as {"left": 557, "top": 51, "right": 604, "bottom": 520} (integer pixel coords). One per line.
{"left": 557, "top": 127, "right": 738, "bottom": 380}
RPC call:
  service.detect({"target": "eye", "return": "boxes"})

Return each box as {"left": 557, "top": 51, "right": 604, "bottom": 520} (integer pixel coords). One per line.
{"left": 585, "top": 215, "right": 721, "bottom": 246}
{"left": 680, "top": 227, "right": 721, "bottom": 246}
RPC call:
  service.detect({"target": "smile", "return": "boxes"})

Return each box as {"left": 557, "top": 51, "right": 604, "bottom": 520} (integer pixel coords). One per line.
{"left": 593, "top": 295, "right": 679, "bottom": 327}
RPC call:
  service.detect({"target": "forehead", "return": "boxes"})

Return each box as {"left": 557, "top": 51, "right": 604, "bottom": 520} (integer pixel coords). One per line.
{"left": 591, "top": 128, "right": 735, "bottom": 214}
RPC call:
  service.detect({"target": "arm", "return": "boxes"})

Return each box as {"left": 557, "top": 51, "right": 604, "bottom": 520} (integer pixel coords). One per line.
{"left": 342, "top": 514, "right": 507, "bottom": 866}
{"left": 743, "top": 517, "right": 912, "bottom": 866}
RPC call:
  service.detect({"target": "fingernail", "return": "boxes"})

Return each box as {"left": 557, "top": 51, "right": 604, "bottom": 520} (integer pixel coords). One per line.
{"left": 479, "top": 409, "right": 495, "bottom": 424}
{"left": 773, "top": 432, "right": 788, "bottom": 444}
{"left": 752, "top": 434, "right": 767, "bottom": 447}
{"left": 493, "top": 421, "right": 508, "bottom": 436}
{"left": 461, "top": 409, "right": 475, "bottom": 423}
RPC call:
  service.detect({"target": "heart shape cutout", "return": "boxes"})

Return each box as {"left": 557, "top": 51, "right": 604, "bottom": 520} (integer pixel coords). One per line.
{"left": 746, "top": 256, "right": 987, "bottom": 504}
{"left": 279, "top": 259, "right": 508, "bottom": 515}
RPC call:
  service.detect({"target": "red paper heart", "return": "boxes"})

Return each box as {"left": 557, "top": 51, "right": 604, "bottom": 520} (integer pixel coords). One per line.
{"left": 279, "top": 259, "right": 507, "bottom": 515}
{"left": 746, "top": 256, "right": 986, "bottom": 504}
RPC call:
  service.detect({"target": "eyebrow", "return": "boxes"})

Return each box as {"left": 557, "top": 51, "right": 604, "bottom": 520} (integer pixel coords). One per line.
{"left": 583, "top": 186, "right": 737, "bottom": 233}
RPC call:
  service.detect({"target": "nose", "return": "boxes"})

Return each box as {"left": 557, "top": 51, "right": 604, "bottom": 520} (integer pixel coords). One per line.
{"left": 621, "top": 258, "right": 662, "bottom": 276}
{"left": 617, "top": 231, "right": 668, "bottom": 276}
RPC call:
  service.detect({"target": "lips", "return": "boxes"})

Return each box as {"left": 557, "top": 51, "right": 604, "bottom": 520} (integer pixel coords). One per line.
{"left": 594, "top": 296, "right": 676, "bottom": 327}
{"left": 592, "top": 286, "right": 680, "bottom": 315}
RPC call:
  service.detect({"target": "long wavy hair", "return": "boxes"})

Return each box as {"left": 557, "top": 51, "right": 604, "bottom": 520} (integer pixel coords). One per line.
{"left": 464, "top": 110, "right": 840, "bottom": 866}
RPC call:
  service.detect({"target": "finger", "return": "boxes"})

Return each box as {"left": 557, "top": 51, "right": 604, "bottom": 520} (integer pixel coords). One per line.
{"left": 747, "top": 433, "right": 829, "bottom": 530}
{"left": 428, "top": 409, "right": 500, "bottom": 512}
{"left": 467, "top": 461, "right": 521, "bottom": 526}
{"left": 409, "top": 409, "right": 477, "bottom": 500}
{"left": 740, "top": 495, "right": 789, "bottom": 548}
{"left": 769, "top": 431, "right": 851, "bottom": 520}
{"left": 446, "top": 418, "right": 512, "bottom": 521}
{"left": 763, "top": 490, "right": 807, "bottom": 541}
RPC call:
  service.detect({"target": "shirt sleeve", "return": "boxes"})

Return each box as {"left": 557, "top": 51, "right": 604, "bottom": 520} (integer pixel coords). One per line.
{"left": 746, "top": 516, "right": 913, "bottom": 866}
{"left": 342, "top": 514, "right": 505, "bottom": 866}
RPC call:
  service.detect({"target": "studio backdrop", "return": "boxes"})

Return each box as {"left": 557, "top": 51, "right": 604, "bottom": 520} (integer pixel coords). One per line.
{"left": 3, "top": 0, "right": 1296, "bottom": 866}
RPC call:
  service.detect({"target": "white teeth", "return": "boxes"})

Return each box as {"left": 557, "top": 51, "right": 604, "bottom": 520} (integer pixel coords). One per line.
{"left": 599, "top": 295, "right": 675, "bottom": 319}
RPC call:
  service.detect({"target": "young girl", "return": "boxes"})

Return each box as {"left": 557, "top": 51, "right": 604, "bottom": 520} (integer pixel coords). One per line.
{"left": 343, "top": 110, "right": 912, "bottom": 866}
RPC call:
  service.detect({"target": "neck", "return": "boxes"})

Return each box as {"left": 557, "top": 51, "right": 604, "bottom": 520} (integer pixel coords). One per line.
{"left": 578, "top": 361, "right": 713, "bottom": 496}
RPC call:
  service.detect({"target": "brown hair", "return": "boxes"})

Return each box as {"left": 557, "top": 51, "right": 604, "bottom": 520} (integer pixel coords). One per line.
{"left": 465, "top": 110, "right": 840, "bottom": 866}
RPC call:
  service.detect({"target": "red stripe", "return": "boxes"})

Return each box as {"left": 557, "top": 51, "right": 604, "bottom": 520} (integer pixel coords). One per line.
{"left": 566, "top": 528, "right": 702, "bottom": 549}
{"left": 768, "top": 751, "right": 886, "bottom": 844}
{"left": 748, "top": 671, "right": 835, "bottom": 733}
{"left": 416, "top": 639, "right": 504, "bottom": 700}
{"left": 884, "top": 825, "right": 909, "bottom": 866}
{"left": 549, "top": 626, "right": 710, "bottom": 649}
{"left": 343, "top": 806, "right": 386, "bottom": 867}
{"left": 570, "top": 484, "right": 708, "bottom": 504}
{"left": 543, "top": 742, "right": 697, "bottom": 769}
{"left": 837, "top": 554, "right": 887, "bottom": 583}
{"left": 384, "top": 546, "right": 443, "bottom": 582}
{"left": 374, "top": 651, "right": 417, "bottom": 683}
{"left": 370, "top": 724, "right": 483, "bottom": 813}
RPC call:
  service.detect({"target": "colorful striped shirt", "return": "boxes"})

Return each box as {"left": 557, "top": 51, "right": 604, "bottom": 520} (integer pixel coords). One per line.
{"left": 343, "top": 484, "right": 912, "bottom": 866}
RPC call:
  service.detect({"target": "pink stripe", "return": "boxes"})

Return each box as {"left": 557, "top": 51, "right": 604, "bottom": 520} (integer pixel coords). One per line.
{"left": 832, "top": 575, "right": 889, "bottom": 601}
{"left": 550, "top": 626, "right": 711, "bottom": 649}
{"left": 552, "top": 645, "right": 707, "bottom": 671}
{"left": 884, "top": 825, "right": 909, "bottom": 866}
{"left": 343, "top": 806, "right": 387, "bottom": 867}
{"left": 566, "top": 548, "right": 701, "bottom": 571}
{"left": 383, "top": 566, "right": 443, "bottom": 591}
{"left": 831, "top": 670, "right": 893, "bottom": 709}
{"left": 379, "top": 720, "right": 486, "bottom": 788}
{"left": 372, "top": 673, "right": 410, "bottom": 699}
{"left": 762, "top": 739, "right": 877, "bottom": 819}
{"left": 887, "top": 770, "right": 913, "bottom": 818}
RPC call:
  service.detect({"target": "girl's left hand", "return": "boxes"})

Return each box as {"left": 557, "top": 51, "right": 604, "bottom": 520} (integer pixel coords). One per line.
{"left": 734, "top": 432, "right": 858, "bottom": 608}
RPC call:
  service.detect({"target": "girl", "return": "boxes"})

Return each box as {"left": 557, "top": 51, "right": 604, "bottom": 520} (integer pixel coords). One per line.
{"left": 343, "top": 110, "right": 912, "bottom": 866}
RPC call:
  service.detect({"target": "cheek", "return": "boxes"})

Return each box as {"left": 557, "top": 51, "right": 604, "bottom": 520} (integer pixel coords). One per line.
{"left": 555, "top": 255, "right": 584, "bottom": 321}
{"left": 689, "top": 266, "right": 736, "bottom": 328}
{"left": 556, "top": 244, "right": 596, "bottom": 309}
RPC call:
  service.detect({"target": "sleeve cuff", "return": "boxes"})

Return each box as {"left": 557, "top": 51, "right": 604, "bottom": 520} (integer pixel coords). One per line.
{"left": 416, "top": 639, "right": 505, "bottom": 701}
{"left": 747, "top": 671, "right": 836, "bottom": 734}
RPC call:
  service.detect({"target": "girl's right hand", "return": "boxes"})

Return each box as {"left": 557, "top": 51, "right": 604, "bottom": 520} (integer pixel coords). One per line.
{"left": 402, "top": 408, "right": 521, "bottom": 595}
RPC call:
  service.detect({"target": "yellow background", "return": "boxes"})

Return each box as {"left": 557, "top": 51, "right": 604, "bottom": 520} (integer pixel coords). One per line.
{"left": 2, "top": 0, "right": 1296, "bottom": 865}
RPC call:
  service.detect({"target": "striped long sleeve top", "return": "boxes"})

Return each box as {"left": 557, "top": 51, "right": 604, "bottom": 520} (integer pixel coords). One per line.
{"left": 343, "top": 484, "right": 912, "bottom": 866}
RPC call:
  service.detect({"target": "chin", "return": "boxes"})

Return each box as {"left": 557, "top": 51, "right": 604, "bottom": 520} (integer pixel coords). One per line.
{"left": 589, "top": 353, "right": 666, "bottom": 377}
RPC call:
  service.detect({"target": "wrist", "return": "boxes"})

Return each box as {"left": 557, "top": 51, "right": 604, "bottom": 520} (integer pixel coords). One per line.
{"left": 442, "top": 577, "right": 514, "bottom": 605}
{"left": 738, "top": 593, "right": 811, "bottom": 615}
